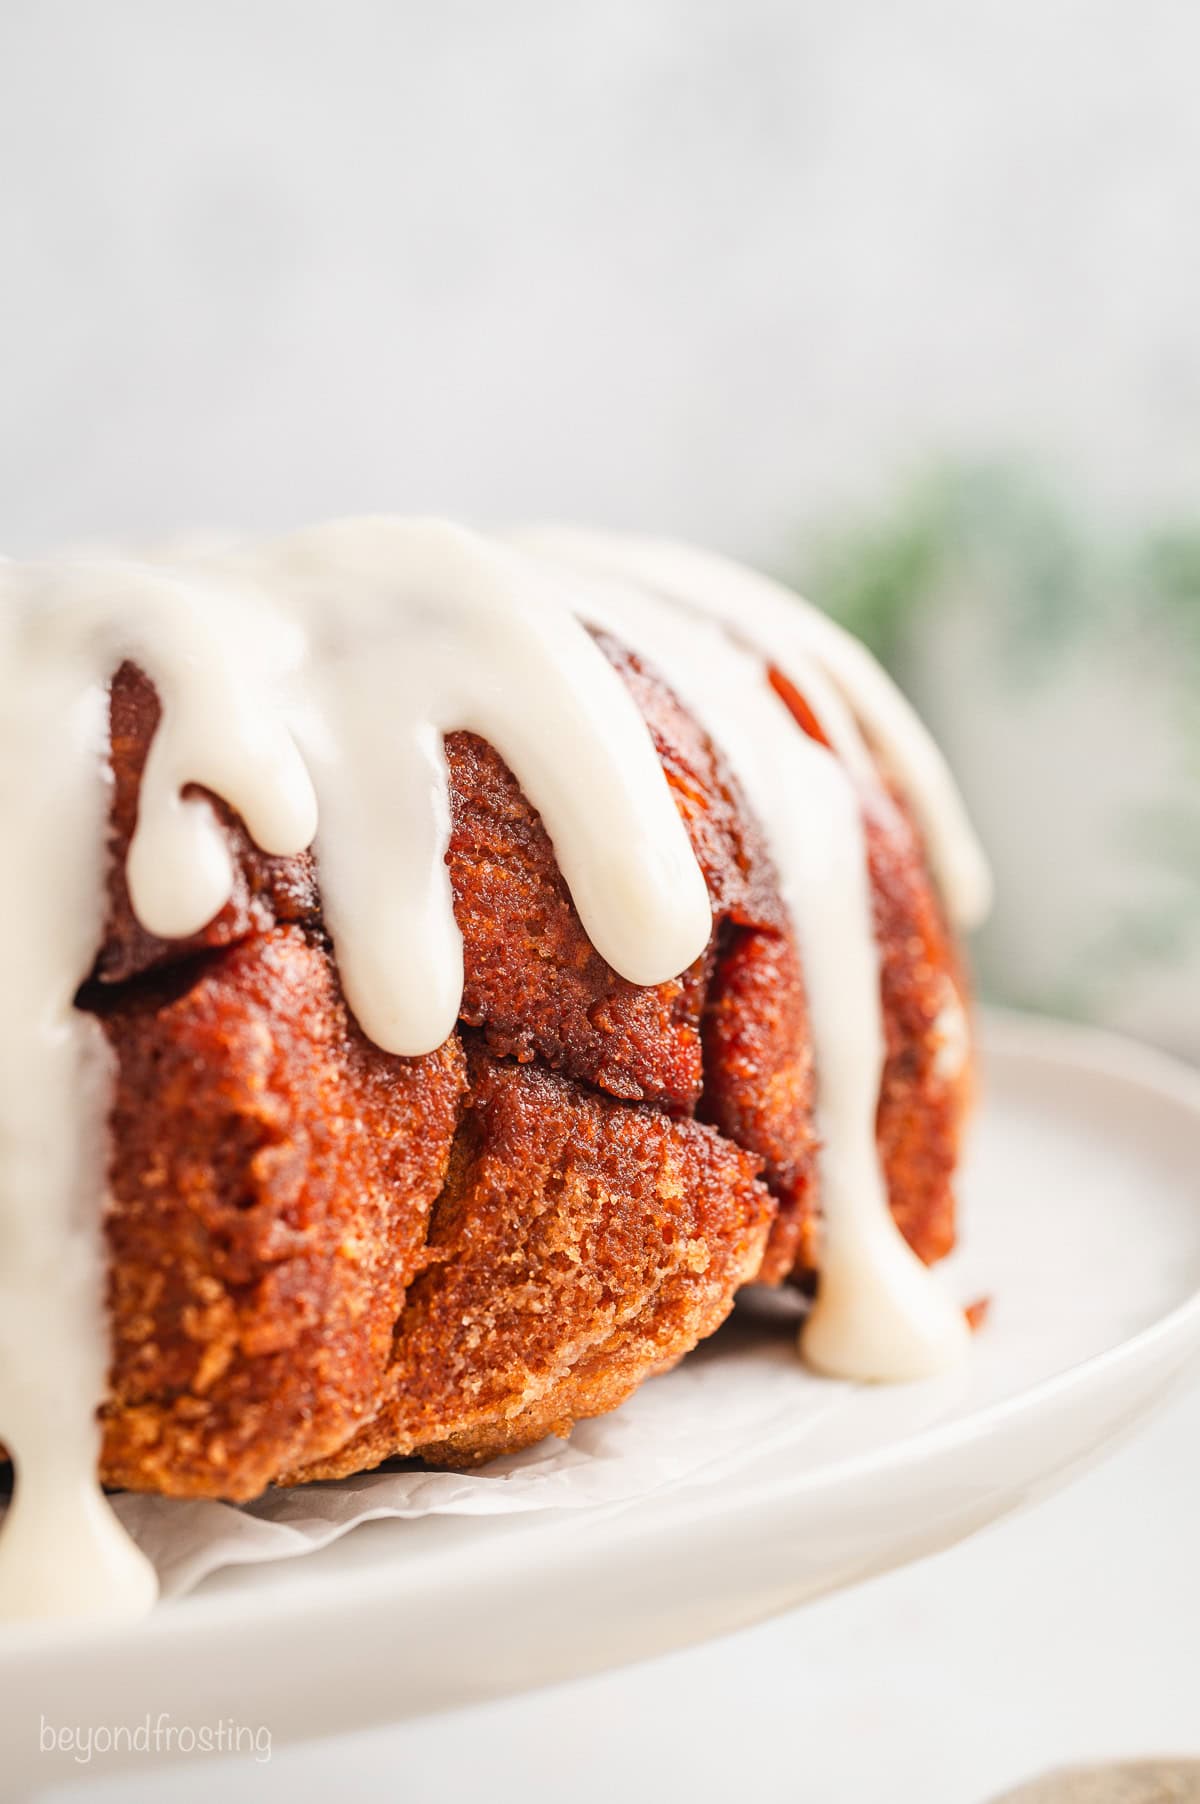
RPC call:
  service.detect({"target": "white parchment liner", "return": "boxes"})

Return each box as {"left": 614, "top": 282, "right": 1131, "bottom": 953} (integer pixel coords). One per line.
{"left": 110, "top": 1311, "right": 875, "bottom": 1599}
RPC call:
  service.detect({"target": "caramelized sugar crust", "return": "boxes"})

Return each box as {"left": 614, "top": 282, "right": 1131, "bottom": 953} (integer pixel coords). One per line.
{"left": 85, "top": 637, "right": 968, "bottom": 1498}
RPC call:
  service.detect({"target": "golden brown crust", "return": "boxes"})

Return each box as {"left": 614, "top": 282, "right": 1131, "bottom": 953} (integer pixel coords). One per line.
{"left": 286, "top": 1046, "right": 773, "bottom": 1480}
{"left": 95, "top": 930, "right": 465, "bottom": 1499}
{"left": 98, "top": 665, "right": 321, "bottom": 986}
{"left": 701, "top": 924, "right": 818, "bottom": 1282}
{"left": 83, "top": 621, "right": 971, "bottom": 1499}
{"left": 867, "top": 787, "right": 969, "bottom": 1266}
{"left": 446, "top": 723, "right": 712, "bottom": 1109}
{"left": 98, "top": 644, "right": 787, "bottom": 1114}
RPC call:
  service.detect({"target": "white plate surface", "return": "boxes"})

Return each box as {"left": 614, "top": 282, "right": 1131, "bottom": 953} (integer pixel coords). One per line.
{"left": 5, "top": 1010, "right": 1200, "bottom": 1789}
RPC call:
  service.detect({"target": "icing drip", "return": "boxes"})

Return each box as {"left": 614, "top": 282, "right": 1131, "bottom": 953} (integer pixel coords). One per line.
{"left": 263, "top": 522, "right": 711, "bottom": 1048}
{"left": 0, "top": 516, "right": 989, "bottom": 1623}
{"left": 517, "top": 530, "right": 992, "bottom": 932}
{"left": 129, "top": 521, "right": 712, "bottom": 1054}
{"left": 514, "top": 529, "right": 982, "bottom": 1383}
{"left": 0, "top": 572, "right": 157, "bottom": 1621}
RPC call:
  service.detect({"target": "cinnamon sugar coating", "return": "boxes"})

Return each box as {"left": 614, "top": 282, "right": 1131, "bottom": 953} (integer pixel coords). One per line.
{"left": 82, "top": 633, "right": 969, "bottom": 1498}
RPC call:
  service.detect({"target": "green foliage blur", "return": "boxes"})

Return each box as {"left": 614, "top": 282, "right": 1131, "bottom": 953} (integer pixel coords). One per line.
{"left": 790, "top": 463, "right": 1200, "bottom": 1036}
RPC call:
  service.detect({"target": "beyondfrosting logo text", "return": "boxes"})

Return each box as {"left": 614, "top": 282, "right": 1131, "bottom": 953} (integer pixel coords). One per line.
{"left": 40, "top": 1712, "right": 272, "bottom": 1765}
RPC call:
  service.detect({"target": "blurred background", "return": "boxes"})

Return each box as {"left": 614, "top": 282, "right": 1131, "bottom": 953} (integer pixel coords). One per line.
{"left": 2, "top": 0, "right": 1197, "bottom": 1051}
{"left": 9, "top": 11, "right": 1200, "bottom": 1804}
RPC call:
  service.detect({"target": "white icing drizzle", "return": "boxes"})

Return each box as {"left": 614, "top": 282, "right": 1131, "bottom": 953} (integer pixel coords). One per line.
{"left": 513, "top": 529, "right": 986, "bottom": 1385}
{"left": 517, "top": 529, "right": 993, "bottom": 932}
{"left": 0, "top": 516, "right": 989, "bottom": 1624}
{"left": 135, "top": 521, "right": 712, "bottom": 1054}
{"left": 0, "top": 521, "right": 710, "bottom": 1624}
{"left": 0, "top": 567, "right": 158, "bottom": 1622}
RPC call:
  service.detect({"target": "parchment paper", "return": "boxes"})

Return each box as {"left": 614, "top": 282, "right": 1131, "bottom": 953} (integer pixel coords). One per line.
{"left": 112, "top": 1307, "right": 850, "bottom": 1598}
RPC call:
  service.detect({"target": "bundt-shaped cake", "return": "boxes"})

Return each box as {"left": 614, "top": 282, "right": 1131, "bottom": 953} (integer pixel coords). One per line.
{"left": 0, "top": 520, "right": 989, "bottom": 1620}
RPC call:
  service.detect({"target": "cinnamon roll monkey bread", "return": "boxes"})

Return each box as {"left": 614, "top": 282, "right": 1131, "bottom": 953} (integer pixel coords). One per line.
{"left": 0, "top": 520, "right": 990, "bottom": 1620}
